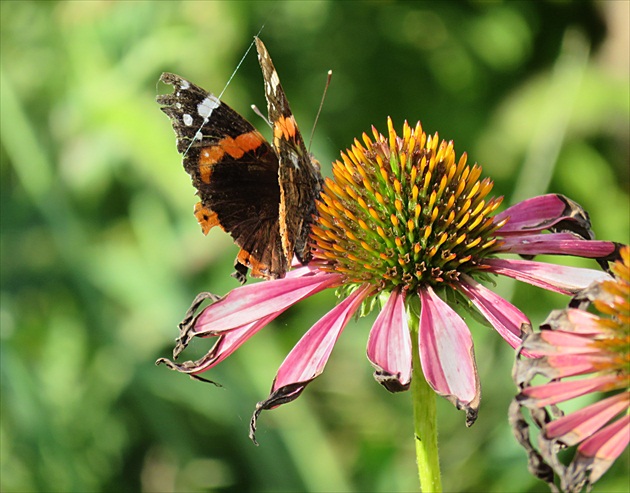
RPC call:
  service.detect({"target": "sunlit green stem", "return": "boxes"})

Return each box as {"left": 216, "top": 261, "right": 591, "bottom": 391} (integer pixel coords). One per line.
{"left": 408, "top": 303, "right": 442, "bottom": 493}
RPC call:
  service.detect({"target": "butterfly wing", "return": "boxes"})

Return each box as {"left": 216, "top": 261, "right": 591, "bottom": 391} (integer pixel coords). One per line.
{"left": 254, "top": 38, "right": 323, "bottom": 265}
{"left": 157, "top": 72, "right": 287, "bottom": 281}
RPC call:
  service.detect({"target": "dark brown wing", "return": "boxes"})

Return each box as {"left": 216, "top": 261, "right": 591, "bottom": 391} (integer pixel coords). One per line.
{"left": 254, "top": 38, "right": 323, "bottom": 265}
{"left": 157, "top": 72, "right": 287, "bottom": 281}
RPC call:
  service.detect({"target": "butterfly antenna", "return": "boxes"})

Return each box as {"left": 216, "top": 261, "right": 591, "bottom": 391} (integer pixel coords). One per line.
{"left": 308, "top": 70, "right": 332, "bottom": 152}
{"left": 251, "top": 104, "right": 271, "bottom": 127}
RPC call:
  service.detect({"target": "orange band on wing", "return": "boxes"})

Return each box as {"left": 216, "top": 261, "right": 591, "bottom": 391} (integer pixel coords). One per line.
{"left": 194, "top": 202, "right": 220, "bottom": 234}
{"left": 273, "top": 115, "right": 297, "bottom": 144}
{"left": 197, "top": 131, "right": 265, "bottom": 183}
{"left": 198, "top": 147, "right": 224, "bottom": 183}
{"left": 221, "top": 131, "right": 265, "bottom": 159}
{"left": 236, "top": 248, "right": 271, "bottom": 278}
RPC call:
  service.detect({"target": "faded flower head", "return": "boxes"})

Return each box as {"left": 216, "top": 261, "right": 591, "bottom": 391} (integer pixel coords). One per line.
{"left": 158, "top": 118, "right": 620, "bottom": 442}
{"left": 512, "top": 245, "right": 629, "bottom": 492}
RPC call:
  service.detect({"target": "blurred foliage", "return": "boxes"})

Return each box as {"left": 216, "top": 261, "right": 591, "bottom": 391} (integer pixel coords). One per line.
{"left": 1, "top": 1, "right": 628, "bottom": 492}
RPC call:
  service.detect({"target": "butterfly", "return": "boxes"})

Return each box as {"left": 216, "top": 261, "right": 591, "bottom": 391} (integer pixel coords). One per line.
{"left": 157, "top": 37, "right": 323, "bottom": 283}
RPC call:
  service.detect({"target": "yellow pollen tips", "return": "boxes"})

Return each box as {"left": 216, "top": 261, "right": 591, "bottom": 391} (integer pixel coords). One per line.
{"left": 380, "top": 167, "right": 389, "bottom": 182}
{"left": 468, "top": 214, "right": 483, "bottom": 231}
{"left": 446, "top": 194, "right": 455, "bottom": 210}
{"left": 319, "top": 216, "right": 335, "bottom": 229}
{"left": 369, "top": 208, "right": 380, "bottom": 221}
{"left": 387, "top": 117, "right": 397, "bottom": 150}
{"left": 430, "top": 206, "right": 439, "bottom": 223}
{"left": 457, "top": 212, "right": 470, "bottom": 229}
{"left": 312, "top": 118, "right": 499, "bottom": 290}
{"left": 403, "top": 120, "right": 411, "bottom": 141}
{"left": 428, "top": 190, "right": 437, "bottom": 211}
{"left": 437, "top": 175, "right": 448, "bottom": 197}
{"left": 455, "top": 179, "right": 466, "bottom": 199}
{"left": 423, "top": 171, "right": 432, "bottom": 191}
{"left": 360, "top": 241, "right": 374, "bottom": 252}
{"left": 410, "top": 165, "right": 417, "bottom": 184}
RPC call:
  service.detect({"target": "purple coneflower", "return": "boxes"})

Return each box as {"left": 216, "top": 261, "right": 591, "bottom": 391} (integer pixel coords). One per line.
{"left": 511, "top": 245, "right": 629, "bottom": 493}
{"left": 158, "top": 118, "right": 619, "bottom": 488}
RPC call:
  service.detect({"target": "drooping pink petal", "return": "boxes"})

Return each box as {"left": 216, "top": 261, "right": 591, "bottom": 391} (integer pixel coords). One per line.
{"left": 419, "top": 286, "right": 480, "bottom": 425}
{"left": 483, "top": 258, "right": 611, "bottom": 295}
{"left": 537, "top": 330, "right": 601, "bottom": 354}
{"left": 249, "top": 284, "right": 371, "bottom": 443}
{"left": 544, "top": 393, "right": 629, "bottom": 446}
{"left": 520, "top": 374, "right": 621, "bottom": 407}
{"left": 194, "top": 266, "right": 341, "bottom": 335}
{"left": 495, "top": 194, "right": 586, "bottom": 234}
{"left": 536, "top": 353, "right": 612, "bottom": 379}
{"left": 156, "top": 314, "right": 276, "bottom": 375}
{"left": 542, "top": 308, "right": 605, "bottom": 335}
{"left": 574, "top": 414, "right": 630, "bottom": 483}
{"left": 497, "top": 233, "right": 617, "bottom": 259}
{"left": 367, "top": 288, "right": 412, "bottom": 392}
{"left": 457, "top": 275, "right": 529, "bottom": 350}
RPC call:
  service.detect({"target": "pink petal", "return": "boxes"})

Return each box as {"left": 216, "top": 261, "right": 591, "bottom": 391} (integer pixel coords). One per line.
{"left": 366, "top": 288, "right": 412, "bottom": 392}
{"left": 497, "top": 233, "right": 617, "bottom": 259}
{"left": 538, "top": 330, "right": 601, "bottom": 354}
{"left": 520, "top": 374, "right": 620, "bottom": 407}
{"left": 457, "top": 275, "right": 529, "bottom": 350}
{"left": 249, "top": 284, "right": 371, "bottom": 443}
{"left": 495, "top": 194, "right": 581, "bottom": 233}
{"left": 273, "top": 284, "right": 371, "bottom": 389}
{"left": 419, "top": 286, "right": 480, "bottom": 424}
{"left": 194, "top": 266, "right": 340, "bottom": 335}
{"left": 483, "top": 258, "right": 611, "bottom": 295}
{"left": 156, "top": 314, "right": 276, "bottom": 375}
{"left": 545, "top": 393, "right": 630, "bottom": 446}
{"left": 576, "top": 414, "right": 630, "bottom": 483}
{"left": 538, "top": 353, "right": 613, "bottom": 379}
{"left": 570, "top": 415, "right": 630, "bottom": 484}
{"left": 542, "top": 308, "right": 605, "bottom": 335}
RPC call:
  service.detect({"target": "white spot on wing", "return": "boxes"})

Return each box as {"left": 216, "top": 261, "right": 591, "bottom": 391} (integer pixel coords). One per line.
{"left": 288, "top": 150, "right": 301, "bottom": 170}
{"left": 183, "top": 114, "right": 193, "bottom": 126}
{"left": 197, "top": 95, "right": 220, "bottom": 118}
{"left": 270, "top": 70, "right": 280, "bottom": 95}
{"left": 180, "top": 80, "right": 190, "bottom": 90}
{"left": 195, "top": 130, "right": 203, "bottom": 141}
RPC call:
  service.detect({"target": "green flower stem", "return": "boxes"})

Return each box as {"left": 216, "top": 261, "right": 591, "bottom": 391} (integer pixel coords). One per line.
{"left": 408, "top": 304, "right": 442, "bottom": 492}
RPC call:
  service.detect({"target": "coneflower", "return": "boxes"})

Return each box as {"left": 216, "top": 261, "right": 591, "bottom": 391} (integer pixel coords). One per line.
{"left": 512, "top": 245, "right": 629, "bottom": 493}
{"left": 158, "top": 118, "right": 619, "bottom": 490}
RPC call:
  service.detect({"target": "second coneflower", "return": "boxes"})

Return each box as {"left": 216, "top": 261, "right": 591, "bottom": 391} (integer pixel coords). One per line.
{"left": 158, "top": 118, "right": 619, "bottom": 489}
{"left": 511, "top": 245, "right": 629, "bottom": 493}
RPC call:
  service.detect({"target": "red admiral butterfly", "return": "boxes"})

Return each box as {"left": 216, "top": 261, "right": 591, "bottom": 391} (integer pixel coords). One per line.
{"left": 157, "top": 37, "right": 323, "bottom": 283}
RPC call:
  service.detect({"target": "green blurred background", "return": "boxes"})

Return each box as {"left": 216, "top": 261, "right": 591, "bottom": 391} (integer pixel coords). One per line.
{"left": 1, "top": 1, "right": 628, "bottom": 492}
